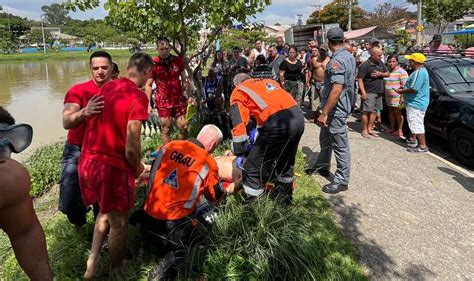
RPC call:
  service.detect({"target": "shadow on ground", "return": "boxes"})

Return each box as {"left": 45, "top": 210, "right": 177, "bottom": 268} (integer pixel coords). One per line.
{"left": 438, "top": 166, "right": 474, "bottom": 192}
{"left": 325, "top": 195, "right": 437, "bottom": 280}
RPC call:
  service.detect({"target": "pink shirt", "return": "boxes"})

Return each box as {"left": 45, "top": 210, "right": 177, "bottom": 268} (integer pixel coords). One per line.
{"left": 423, "top": 45, "right": 452, "bottom": 55}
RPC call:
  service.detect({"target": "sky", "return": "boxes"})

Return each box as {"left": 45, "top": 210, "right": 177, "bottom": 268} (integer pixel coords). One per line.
{"left": 1, "top": 0, "right": 414, "bottom": 25}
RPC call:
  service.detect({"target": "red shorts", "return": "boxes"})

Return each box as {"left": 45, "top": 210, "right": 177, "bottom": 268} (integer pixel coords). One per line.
{"left": 157, "top": 105, "right": 187, "bottom": 119}
{"left": 78, "top": 157, "right": 135, "bottom": 214}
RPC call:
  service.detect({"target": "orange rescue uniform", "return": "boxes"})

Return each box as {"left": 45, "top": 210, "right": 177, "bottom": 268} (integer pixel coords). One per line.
{"left": 144, "top": 139, "right": 224, "bottom": 220}
{"left": 230, "top": 78, "right": 297, "bottom": 155}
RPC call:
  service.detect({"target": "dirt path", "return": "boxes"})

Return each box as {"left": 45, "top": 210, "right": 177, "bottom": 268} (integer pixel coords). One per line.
{"left": 300, "top": 116, "right": 474, "bottom": 280}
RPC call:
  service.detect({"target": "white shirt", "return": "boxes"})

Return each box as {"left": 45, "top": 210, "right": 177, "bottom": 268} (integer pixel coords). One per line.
{"left": 252, "top": 48, "right": 267, "bottom": 58}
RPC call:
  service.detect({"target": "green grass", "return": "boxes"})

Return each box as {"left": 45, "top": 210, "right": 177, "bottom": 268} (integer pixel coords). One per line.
{"left": 0, "top": 49, "right": 134, "bottom": 63}
{"left": 1, "top": 133, "right": 366, "bottom": 280}
{"left": 23, "top": 143, "right": 63, "bottom": 198}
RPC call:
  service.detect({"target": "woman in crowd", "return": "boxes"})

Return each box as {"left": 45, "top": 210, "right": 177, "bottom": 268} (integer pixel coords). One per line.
{"left": 279, "top": 45, "right": 304, "bottom": 105}
{"left": 384, "top": 54, "right": 409, "bottom": 139}
{"left": 211, "top": 50, "right": 230, "bottom": 110}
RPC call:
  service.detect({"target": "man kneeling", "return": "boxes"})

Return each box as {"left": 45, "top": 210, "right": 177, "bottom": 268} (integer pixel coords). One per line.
{"left": 136, "top": 125, "right": 226, "bottom": 280}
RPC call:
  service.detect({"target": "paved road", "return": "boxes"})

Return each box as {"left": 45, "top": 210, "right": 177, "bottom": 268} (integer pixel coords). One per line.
{"left": 299, "top": 116, "right": 474, "bottom": 281}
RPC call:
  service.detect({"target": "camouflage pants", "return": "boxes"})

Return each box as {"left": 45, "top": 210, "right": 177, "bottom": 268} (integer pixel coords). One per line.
{"left": 284, "top": 80, "right": 304, "bottom": 106}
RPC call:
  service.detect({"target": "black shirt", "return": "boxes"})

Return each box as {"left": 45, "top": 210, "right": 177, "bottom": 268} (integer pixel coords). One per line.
{"left": 280, "top": 59, "right": 303, "bottom": 81}
{"left": 357, "top": 59, "right": 388, "bottom": 94}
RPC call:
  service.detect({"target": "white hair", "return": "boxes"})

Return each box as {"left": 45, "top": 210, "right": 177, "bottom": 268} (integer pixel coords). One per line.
{"left": 197, "top": 124, "right": 223, "bottom": 142}
{"left": 233, "top": 73, "right": 251, "bottom": 86}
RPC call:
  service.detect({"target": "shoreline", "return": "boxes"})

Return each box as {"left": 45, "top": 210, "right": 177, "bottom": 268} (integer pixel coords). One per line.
{"left": 0, "top": 49, "right": 147, "bottom": 64}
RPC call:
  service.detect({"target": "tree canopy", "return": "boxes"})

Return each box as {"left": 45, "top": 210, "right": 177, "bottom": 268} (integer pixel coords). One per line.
{"left": 421, "top": 0, "right": 473, "bottom": 33}
{"left": 366, "top": 3, "right": 413, "bottom": 30}
{"left": 41, "top": 3, "right": 71, "bottom": 25}
{"left": 219, "top": 28, "right": 275, "bottom": 53}
{"left": 306, "top": 0, "right": 367, "bottom": 30}
{"left": 65, "top": 0, "right": 270, "bottom": 92}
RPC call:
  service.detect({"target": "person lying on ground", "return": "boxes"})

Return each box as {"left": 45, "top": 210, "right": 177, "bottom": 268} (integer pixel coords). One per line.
{"left": 0, "top": 106, "right": 53, "bottom": 281}
{"left": 130, "top": 124, "right": 228, "bottom": 280}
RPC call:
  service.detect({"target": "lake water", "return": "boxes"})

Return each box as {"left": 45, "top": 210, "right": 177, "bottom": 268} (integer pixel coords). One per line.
{"left": 0, "top": 58, "right": 128, "bottom": 160}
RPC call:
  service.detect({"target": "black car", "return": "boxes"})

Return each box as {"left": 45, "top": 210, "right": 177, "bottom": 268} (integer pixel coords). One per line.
{"left": 400, "top": 56, "right": 474, "bottom": 168}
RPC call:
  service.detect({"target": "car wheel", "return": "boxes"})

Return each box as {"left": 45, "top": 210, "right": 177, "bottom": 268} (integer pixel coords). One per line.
{"left": 449, "top": 128, "right": 474, "bottom": 169}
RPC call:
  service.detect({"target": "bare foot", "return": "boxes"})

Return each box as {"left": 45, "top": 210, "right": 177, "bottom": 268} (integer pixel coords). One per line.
{"left": 110, "top": 259, "right": 131, "bottom": 275}
{"left": 84, "top": 256, "right": 100, "bottom": 279}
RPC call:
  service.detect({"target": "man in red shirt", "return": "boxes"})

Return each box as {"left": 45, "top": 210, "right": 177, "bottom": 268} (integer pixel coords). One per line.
{"left": 60, "top": 51, "right": 112, "bottom": 226}
{"left": 146, "top": 37, "right": 191, "bottom": 144}
{"left": 78, "top": 52, "right": 153, "bottom": 278}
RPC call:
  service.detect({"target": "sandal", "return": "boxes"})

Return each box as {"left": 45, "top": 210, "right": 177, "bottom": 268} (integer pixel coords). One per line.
{"left": 369, "top": 132, "right": 380, "bottom": 138}
{"left": 361, "top": 132, "right": 372, "bottom": 138}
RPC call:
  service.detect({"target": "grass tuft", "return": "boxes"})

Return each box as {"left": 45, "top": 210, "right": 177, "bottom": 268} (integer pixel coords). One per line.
{"left": 23, "top": 143, "right": 63, "bottom": 198}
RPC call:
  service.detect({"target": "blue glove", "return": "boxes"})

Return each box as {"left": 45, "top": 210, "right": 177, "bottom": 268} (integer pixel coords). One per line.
{"left": 246, "top": 128, "right": 258, "bottom": 152}
{"left": 236, "top": 156, "right": 246, "bottom": 170}
{"left": 150, "top": 151, "right": 158, "bottom": 158}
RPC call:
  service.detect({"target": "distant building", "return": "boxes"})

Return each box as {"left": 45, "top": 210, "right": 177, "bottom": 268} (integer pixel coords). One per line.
{"left": 263, "top": 25, "right": 291, "bottom": 38}
{"left": 30, "top": 26, "right": 81, "bottom": 45}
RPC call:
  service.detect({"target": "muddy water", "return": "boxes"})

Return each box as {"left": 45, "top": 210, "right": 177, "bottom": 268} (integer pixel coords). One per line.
{"left": 0, "top": 58, "right": 128, "bottom": 160}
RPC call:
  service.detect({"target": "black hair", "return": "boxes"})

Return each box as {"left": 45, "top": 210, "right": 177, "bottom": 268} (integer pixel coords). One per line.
{"left": 387, "top": 54, "right": 399, "bottom": 62}
{"left": 255, "top": 54, "right": 267, "bottom": 65}
{"left": 288, "top": 45, "right": 297, "bottom": 53}
{"left": 0, "top": 106, "right": 15, "bottom": 125}
{"left": 328, "top": 39, "right": 344, "bottom": 45}
{"left": 111, "top": 62, "right": 119, "bottom": 73}
{"left": 89, "top": 50, "right": 112, "bottom": 65}
{"left": 156, "top": 37, "right": 170, "bottom": 46}
{"left": 232, "top": 46, "right": 241, "bottom": 51}
{"left": 255, "top": 38, "right": 262, "bottom": 43}
{"left": 127, "top": 52, "right": 154, "bottom": 72}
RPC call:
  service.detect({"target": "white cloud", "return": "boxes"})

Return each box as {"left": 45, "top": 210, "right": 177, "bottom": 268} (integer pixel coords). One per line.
{"left": 1, "top": 5, "right": 42, "bottom": 20}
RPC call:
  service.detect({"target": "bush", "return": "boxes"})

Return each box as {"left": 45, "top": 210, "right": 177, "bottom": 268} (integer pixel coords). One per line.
{"left": 23, "top": 143, "right": 63, "bottom": 197}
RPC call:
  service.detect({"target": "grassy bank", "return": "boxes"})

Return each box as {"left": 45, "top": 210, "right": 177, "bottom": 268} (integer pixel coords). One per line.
{"left": 0, "top": 49, "right": 138, "bottom": 64}
{"left": 1, "top": 136, "right": 366, "bottom": 280}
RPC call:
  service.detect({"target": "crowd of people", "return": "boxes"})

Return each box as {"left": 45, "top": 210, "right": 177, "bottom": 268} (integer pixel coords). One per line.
{"left": 0, "top": 27, "right": 435, "bottom": 280}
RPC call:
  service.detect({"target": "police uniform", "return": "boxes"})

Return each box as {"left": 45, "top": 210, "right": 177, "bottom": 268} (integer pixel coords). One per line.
{"left": 314, "top": 28, "right": 356, "bottom": 190}
{"left": 230, "top": 78, "right": 305, "bottom": 202}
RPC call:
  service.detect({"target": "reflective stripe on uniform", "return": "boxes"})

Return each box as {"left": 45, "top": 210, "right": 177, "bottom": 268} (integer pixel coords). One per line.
{"left": 238, "top": 85, "right": 268, "bottom": 110}
{"left": 243, "top": 184, "right": 264, "bottom": 197}
{"left": 183, "top": 164, "right": 209, "bottom": 209}
{"left": 146, "top": 147, "right": 166, "bottom": 197}
{"left": 233, "top": 134, "right": 247, "bottom": 143}
{"left": 276, "top": 175, "right": 294, "bottom": 183}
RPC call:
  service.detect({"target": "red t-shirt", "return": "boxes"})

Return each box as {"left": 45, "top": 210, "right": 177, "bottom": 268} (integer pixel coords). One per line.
{"left": 63, "top": 80, "right": 100, "bottom": 146}
{"left": 152, "top": 55, "right": 186, "bottom": 108}
{"left": 81, "top": 78, "right": 149, "bottom": 172}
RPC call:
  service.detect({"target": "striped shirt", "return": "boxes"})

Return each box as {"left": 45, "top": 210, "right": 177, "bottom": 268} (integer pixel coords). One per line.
{"left": 384, "top": 67, "right": 408, "bottom": 97}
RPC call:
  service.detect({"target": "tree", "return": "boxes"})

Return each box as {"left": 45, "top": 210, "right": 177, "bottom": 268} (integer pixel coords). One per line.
{"left": 366, "top": 3, "right": 412, "bottom": 30}
{"left": 306, "top": 0, "right": 368, "bottom": 30}
{"left": 41, "top": 3, "right": 71, "bottom": 25}
{"left": 28, "top": 29, "right": 53, "bottom": 46}
{"left": 421, "top": 0, "right": 473, "bottom": 33}
{"left": 219, "top": 28, "right": 274, "bottom": 53}
{"left": 65, "top": 0, "right": 270, "bottom": 95}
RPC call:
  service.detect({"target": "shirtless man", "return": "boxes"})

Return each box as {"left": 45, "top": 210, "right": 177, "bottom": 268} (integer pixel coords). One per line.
{"left": 0, "top": 107, "right": 53, "bottom": 281}
{"left": 306, "top": 45, "right": 330, "bottom": 121}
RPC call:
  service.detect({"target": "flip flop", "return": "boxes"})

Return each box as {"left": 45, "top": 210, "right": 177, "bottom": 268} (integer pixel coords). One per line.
{"left": 361, "top": 133, "right": 372, "bottom": 138}
{"left": 369, "top": 132, "right": 380, "bottom": 138}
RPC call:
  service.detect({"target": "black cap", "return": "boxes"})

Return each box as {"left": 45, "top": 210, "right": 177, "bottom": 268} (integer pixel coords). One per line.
{"left": 370, "top": 38, "right": 380, "bottom": 44}
{"left": 432, "top": 34, "right": 442, "bottom": 42}
{"left": 326, "top": 27, "right": 344, "bottom": 41}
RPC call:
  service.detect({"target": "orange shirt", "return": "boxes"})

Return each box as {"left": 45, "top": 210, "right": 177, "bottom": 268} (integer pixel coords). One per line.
{"left": 230, "top": 78, "right": 297, "bottom": 154}
{"left": 144, "top": 139, "right": 224, "bottom": 220}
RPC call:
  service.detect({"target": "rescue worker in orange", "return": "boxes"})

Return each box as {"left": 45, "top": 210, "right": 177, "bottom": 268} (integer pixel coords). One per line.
{"left": 230, "top": 73, "right": 305, "bottom": 203}
{"left": 131, "top": 124, "right": 227, "bottom": 280}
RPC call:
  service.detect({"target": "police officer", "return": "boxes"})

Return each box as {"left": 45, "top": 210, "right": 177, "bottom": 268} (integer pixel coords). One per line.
{"left": 305, "top": 27, "right": 356, "bottom": 194}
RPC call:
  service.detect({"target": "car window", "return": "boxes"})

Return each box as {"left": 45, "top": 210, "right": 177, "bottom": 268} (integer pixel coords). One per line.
{"left": 433, "top": 64, "right": 474, "bottom": 94}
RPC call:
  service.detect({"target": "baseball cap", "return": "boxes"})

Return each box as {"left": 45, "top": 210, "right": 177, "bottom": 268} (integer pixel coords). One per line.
{"left": 370, "top": 38, "right": 380, "bottom": 44}
{"left": 326, "top": 27, "right": 344, "bottom": 41}
{"left": 404, "top": 53, "right": 426, "bottom": 64}
{"left": 432, "top": 34, "right": 442, "bottom": 42}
